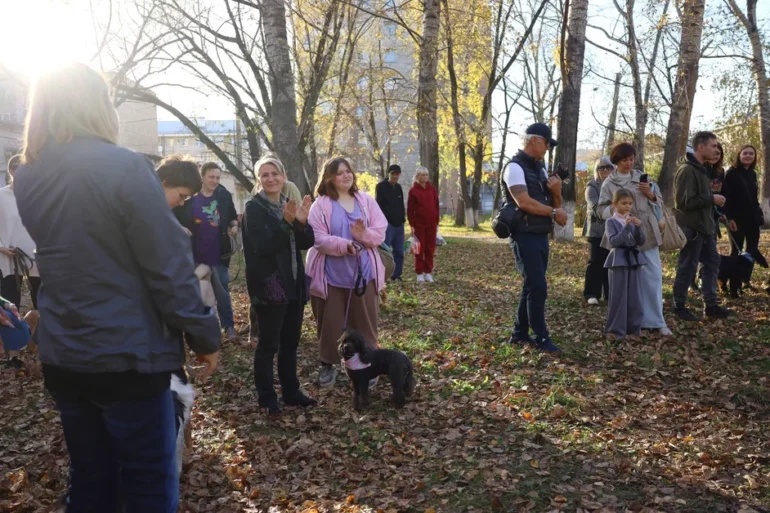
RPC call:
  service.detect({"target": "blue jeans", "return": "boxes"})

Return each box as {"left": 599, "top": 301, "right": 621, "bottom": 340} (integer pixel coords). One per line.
{"left": 212, "top": 264, "right": 234, "bottom": 329}
{"left": 385, "top": 224, "right": 405, "bottom": 279}
{"left": 510, "top": 232, "right": 550, "bottom": 341}
{"left": 55, "top": 389, "right": 178, "bottom": 513}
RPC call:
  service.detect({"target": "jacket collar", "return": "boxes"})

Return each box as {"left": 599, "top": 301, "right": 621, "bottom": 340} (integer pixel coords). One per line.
{"left": 515, "top": 150, "right": 542, "bottom": 168}
{"left": 686, "top": 152, "right": 709, "bottom": 174}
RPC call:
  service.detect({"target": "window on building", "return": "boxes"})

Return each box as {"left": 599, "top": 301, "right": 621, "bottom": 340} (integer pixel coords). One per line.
{"left": 383, "top": 22, "right": 397, "bottom": 37}
{"left": 383, "top": 51, "right": 397, "bottom": 64}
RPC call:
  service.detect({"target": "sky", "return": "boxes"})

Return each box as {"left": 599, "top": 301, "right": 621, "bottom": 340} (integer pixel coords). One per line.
{"left": 2, "top": 0, "right": 768, "bottom": 156}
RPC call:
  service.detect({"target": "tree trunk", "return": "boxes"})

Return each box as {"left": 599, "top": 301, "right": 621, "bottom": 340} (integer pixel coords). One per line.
{"left": 658, "top": 0, "right": 706, "bottom": 206}
{"left": 442, "top": 0, "right": 473, "bottom": 228}
{"left": 418, "top": 0, "right": 441, "bottom": 194}
{"left": 553, "top": 0, "right": 588, "bottom": 241}
{"left": 605, "top": 72, "right": 621, "bottom": 155}
{"left": 728, "top": 0, "right": 770, "bottom": 225}
{"left": 260, "top": 0, "right": 308, "bottom": 194}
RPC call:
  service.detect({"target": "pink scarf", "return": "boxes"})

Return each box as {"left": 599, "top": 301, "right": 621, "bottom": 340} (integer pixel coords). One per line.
{"left": 343, "top": 353, "right": 371, "bottom": 371}
{"left": 612, "top": 211, "right": 629, "bottom": 223}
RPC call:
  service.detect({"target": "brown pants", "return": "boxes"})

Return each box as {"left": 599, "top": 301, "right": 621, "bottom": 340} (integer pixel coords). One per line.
{"left": 311, "top": 284, "right": 379, "bottom": 365}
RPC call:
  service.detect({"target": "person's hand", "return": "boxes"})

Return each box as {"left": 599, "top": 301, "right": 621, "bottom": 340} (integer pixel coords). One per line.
{"left": 196, "top": 351, "right": 219, "bottom": 381}
{"left": 182, "top": 227, "right": 192, "bottom": 237}
{"left": 347, "top": 241, "right": 357, "bottom": 255}
{"left": 554, "top": 208, "right": 568, "bottom": 227}
{"left": 546, "top": 176, "right": 562, "bottom": 195}
{"left": 0, "top": 303, "right": 19, "bottom": 327}
{"left": 0, "top": 247, "right": 16, "bottom": 257}
{"left": 295, "top": 195, "right": 312, "bottom": 224}
{"left": 637, "top": 182, "right": 654, "bottom": 200}
{"left": 283, "top": 200, "right": 298, "bottom": 224}
{"left": 713, "top": 194, "right": 726, "bottom": 207}
{"left": 627, "top": 216, "right": 642, "bottom": 227}
{"left": 351, "top": 219, "right": 366, "bottom": 240}
{"left": 728, "top": 219, "right": 738, "bottom": 232}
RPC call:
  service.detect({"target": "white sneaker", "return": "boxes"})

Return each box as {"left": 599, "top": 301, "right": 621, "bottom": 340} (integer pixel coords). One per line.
{"left": 587, "top": 297, "right": 600, "bottom": 306}
{"left": 416, "top": 274, "right": 425, "bottom": 282}
{"left": 425, "top": 273, "right": 434, "bottom": 283}
{"left": 659, "top": 327, "right": 672, "bottom": 336}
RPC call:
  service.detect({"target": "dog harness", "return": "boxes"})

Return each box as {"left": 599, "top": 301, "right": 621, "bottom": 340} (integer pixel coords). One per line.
{"left": 343, "top": 353, "right": 371, "bottom": 371}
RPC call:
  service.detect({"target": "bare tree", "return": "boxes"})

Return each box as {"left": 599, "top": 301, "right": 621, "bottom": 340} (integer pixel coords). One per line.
{"left": 658, "top": 0, "right": 706, "bottom": 205}
{"left": 725, "top": 0, "right": 770, "bottom": 222}
{"left": 492, "top": 75, "right": 524, "bottom": 210}
{"left": 97, "top": 0, "right": 351, "bottom": 194}
{"left": 553, "top": 0, "right": 588, "bottom": 241}
{"left": 441, "top": 0, "right": 473, "bottom": 227}
{"left": 418, "top": 0, "right": 441, "bottom": 191}
{"left": 261, "top": 0, "right": 307, "bottom": 190}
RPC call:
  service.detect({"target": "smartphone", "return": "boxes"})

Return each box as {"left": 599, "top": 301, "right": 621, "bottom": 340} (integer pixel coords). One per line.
{"left": 555, "top": 164, "right": 569, "bottom": 180}
{"left": 639, "top": 173, "right": 649, "bottom": 183}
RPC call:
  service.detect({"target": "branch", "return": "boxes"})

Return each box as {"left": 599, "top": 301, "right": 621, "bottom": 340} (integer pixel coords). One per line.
{"left": 585, "top": 36, "right": 628, "bottom": 61}
{"left": 120, "top": 85, "right": 255, "bottom": 190}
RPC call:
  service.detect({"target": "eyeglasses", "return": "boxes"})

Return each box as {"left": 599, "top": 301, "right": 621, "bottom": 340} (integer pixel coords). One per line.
{"left": 597, "top": 165, "right": 613, "bottom": 171}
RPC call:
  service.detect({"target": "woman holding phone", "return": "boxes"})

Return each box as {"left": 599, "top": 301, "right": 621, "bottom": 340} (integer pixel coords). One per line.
{"left": 598, "top": 142, "right": 671, "bottom": 336}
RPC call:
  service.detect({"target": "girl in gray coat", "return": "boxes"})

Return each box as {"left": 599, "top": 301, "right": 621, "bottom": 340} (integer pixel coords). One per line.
{"left": 605, "top": 189, "right": 647, "bottom": 339}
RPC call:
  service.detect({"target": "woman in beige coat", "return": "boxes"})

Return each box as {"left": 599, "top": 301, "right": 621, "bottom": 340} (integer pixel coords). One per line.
{"left": 598, "top": 142, "right": 671, "bottom": 336}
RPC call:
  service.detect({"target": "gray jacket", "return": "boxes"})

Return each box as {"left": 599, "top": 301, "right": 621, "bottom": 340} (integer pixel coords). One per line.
{"left": 603, "top": 217, "right": 648, "bottom": 269}
{"left": 15, "top": 138, "right": 220, "bottom": 374}
{"left": 583, "top": 178, "right": 605, "bottom": 239}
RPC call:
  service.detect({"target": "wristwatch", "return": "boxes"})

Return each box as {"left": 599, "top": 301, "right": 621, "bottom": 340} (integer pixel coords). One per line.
{"left": 550, "top": 208, "right": 557, "bottom": 219}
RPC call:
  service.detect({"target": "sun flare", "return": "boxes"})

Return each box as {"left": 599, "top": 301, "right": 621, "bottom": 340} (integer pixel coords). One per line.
{"left": 0, "top": 0, "right": 92, "bottom": 80}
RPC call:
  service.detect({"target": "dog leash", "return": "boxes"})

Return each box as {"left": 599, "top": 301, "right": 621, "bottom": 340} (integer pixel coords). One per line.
{"left": 342, "top": 241, "right": 367, "bottom": 333}
{"left": 12, "top": 248, "right": 35, "bottom": 294}
{"left": 722, "top": 220, "right": 744, "bottom": 254}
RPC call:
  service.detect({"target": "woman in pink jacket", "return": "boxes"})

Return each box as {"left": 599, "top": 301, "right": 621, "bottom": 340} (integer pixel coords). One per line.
{"left": 306, "top": 157, "right": 388, "bottom": 387}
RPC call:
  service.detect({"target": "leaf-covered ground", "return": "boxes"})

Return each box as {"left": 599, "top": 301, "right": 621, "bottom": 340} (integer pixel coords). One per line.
{"left": 2, "top": 224, "right": 770, "bottom": 513}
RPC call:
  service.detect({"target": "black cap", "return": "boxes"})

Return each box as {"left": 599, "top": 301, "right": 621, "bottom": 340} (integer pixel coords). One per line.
{"left": 387, "top": 164, "right": 402, "bottom": 174}
{"left": 525, "top": 123, "right": 558, "bottom": 147}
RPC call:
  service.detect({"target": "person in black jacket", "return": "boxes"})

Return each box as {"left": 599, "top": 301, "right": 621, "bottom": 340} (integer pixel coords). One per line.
{"left": 375, "top": 164, "right": 406, "bottom": 280}
{"left": 174, "top": 163, "right": 239, "bottom": 340}
{"left": 722, "top": 144, "right": 769, "bottom": 278}
{"left": 243, "top": 155, "right": 317, "bottom": 415}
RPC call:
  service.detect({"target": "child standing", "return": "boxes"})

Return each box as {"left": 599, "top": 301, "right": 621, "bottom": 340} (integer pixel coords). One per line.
{"left": 604, "top": 189, "right": 648, "bottom": 339}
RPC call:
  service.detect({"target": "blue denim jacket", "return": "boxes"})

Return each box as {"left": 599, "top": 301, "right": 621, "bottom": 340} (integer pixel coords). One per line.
{"left": 14, "top": 138, "right": 220, "bottom": 373}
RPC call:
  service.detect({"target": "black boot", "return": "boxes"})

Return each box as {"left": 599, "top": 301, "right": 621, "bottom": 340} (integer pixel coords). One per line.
{"left": 674, "top": 304, "right": 700, "bottom": 321}
{"left": 259, "top": 396, "right": 281, "bottom": 415}
{"left": 283, "top": 393, "right": 318, "bottom": 408}
{"left": 705, "top": 304, "right": 732, "bottom": 319}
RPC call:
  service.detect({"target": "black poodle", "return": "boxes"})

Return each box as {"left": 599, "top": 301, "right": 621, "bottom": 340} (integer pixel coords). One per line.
{"left": 719, "top": 252, "right": 756, "bottom": 298}
{"left": 338, "top": 329, "right": 415, "bottom": 410}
